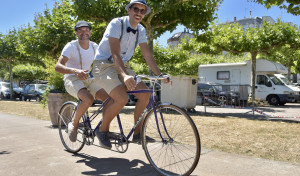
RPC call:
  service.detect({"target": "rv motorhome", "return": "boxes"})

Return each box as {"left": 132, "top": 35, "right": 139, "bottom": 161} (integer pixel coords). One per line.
{"left": 198, "top": 59, "right": 294, "bottom": 105}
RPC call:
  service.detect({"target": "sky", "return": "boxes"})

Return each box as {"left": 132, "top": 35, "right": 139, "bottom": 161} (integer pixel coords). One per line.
{"left": 0, "top": 0, "right": 299, "bottom": 47}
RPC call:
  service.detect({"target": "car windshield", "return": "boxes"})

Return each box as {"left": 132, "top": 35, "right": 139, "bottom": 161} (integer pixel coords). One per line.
{"left": 2, "top": 83, "right": 10, "bottom": 88}
{"left": 279, "top": 77, "right": 293, "bottom": 85}
{"left": 268, "top": 74, "right": 285, "bottom": 85}
{"left": 198, "top": 84, "right": 213, "bottom": 91}
{"left": 37, "top": 84, "right": 48, "bottom": 91}
{"left": 2, "top": 83, "right": 19, "bottom": 88}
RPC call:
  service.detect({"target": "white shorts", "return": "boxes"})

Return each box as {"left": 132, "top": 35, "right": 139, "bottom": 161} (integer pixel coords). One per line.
{"left": 64, "top": 75, "right": 102, "bottom": 99}
{"left": 92, "top": 60, "right": 136, "bottom": 94}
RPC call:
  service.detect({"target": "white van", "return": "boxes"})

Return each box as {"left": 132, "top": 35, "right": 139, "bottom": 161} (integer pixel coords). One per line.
{"left": 274, "top": 74, "right": 300, "bottom": 102}
{"left": 198, "top": 59, "right": 294, "bottom": 105}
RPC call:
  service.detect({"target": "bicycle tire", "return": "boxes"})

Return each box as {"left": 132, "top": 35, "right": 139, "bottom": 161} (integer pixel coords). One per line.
{"left": 58, "top": 102, "right": 86, "bottom": 153}
{"left": 142, "top": 104, "right": 201, "bottom": 176}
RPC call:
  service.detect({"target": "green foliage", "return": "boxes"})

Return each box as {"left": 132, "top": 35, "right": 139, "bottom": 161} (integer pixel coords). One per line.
{"left": 252, "top": 0, "right": 300, "bottom": 15}
{"left": 194, "top": 19, "right": 300, "bottom": 99}
{"left": 17, "top": 0, "right": 76, "bottom": 60}
{"left": 12, "top": 64, "right": 48, "bottom": 81}
{"left": 48, "top": 69, "right": 65, "bottom": 93}
{"left": 263, "top": 44, "right": 300, "bottom": 78}
{"left": 72, "top": 0, "right": 222, "bottom": 50}
{"left": 129, "top": 39, "right": 249, "bottom": 76}
{"left": 196, "top": 20, "right": 300, "bottom": 55}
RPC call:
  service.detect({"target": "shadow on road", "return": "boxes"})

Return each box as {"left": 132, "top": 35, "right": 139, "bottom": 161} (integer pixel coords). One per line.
{"left": 72, "top": 153, "right": 158, "bottom": 176}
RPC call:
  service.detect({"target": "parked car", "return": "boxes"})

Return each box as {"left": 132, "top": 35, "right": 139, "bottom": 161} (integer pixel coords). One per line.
{"left": 294, "top": 82, "right": 300, "bottom": 88}
{"left": 196, "top": 83, "right": 240, "bottom": 106}
{"left": 21, "top": 84, "right": 50, "bottom": 102}
{"left": 0, "top": 82, "right": 22, "bottom": 100}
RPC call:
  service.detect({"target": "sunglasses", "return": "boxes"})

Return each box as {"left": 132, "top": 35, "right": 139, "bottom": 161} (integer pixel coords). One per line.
{"left": 131, "top": 6, "right": 146, "bottom": 15}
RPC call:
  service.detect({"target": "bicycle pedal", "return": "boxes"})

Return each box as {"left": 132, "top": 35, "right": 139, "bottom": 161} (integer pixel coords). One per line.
{"left": 107, "top": 132, "right": 121, "bottom": 139}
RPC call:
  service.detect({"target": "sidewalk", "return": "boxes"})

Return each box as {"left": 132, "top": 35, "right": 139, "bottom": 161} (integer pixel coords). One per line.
{"left": 0, "top": 112, "right": 299, "bottom": 176}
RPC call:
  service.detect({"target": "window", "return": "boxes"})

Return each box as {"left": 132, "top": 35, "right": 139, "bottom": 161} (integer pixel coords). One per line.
{"left": 217, "top": 71, "right": 230, "bottom": 80}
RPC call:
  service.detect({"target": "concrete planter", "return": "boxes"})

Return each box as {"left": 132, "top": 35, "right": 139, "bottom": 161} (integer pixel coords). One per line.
{"left": 47, "top": 93, "right": 73, "bottom": 126}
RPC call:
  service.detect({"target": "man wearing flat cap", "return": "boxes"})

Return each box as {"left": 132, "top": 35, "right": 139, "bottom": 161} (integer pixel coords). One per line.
{"left": 92, "top": 0, "right": 169, "bottom": 149}
{"left": 55, "top": 20, "right": 109, "bottom": 143}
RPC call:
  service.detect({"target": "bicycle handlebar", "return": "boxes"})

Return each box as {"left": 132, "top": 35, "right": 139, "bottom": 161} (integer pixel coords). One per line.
{"left": 134, "top": 74, "right": 170, "bottom": 82}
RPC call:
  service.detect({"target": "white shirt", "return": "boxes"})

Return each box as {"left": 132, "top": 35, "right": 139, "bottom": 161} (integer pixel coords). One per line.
{"left": 95, "top": 16, "right": 147, "bottom": 63}
{"left": 61, "top": 40, "right": 98, "bottom": 79}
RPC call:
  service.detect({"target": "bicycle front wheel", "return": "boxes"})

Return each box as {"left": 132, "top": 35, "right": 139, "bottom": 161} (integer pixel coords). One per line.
{"left": 58, "top": 102, "right": 86, "bottom": 153}
{"left": 142, "top": 104, "right": 201, "bottom": 176}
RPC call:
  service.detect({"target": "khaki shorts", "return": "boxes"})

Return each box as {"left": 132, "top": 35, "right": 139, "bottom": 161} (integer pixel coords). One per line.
{"left": 92, "top": 59, "right": 136, "bottom": 94}
{"left": 64, "top": 75, "right": 102, "bottom": 99}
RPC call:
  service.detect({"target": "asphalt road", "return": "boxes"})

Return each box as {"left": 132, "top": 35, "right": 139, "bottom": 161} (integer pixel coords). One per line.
{"left": 1, "top": 112, "right": 300, "bottom": 176}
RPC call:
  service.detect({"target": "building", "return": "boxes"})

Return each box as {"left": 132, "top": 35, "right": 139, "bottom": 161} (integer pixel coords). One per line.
{"left": 230, "top": 12, "right": 275, "bottom": 31}
{"left": 167, "top": 29, "right": 193, "bottom": 47}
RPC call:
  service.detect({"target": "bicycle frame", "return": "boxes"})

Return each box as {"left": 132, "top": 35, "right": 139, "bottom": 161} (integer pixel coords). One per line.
{"left": 80, "top": 83, "right": 170, "bottom": 143}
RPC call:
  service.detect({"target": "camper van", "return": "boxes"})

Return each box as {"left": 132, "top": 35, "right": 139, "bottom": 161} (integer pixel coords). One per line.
{"left": 198, "top": 59, "right": 294, "bottom": 105}
{"left": 274, "top": 74, "right": 300, "bottom": 102}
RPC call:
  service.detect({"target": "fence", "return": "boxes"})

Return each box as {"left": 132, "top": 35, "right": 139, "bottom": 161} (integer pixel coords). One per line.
{"left": 197, "top": 84, "right": 253, "bottom": 109}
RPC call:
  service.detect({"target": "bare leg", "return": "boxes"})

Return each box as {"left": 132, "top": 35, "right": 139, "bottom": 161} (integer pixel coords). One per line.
{"left": 133, "top": 82, "right": 150, "bottom": 134}
{"left": 99, "top": 85, "right": 128, "bottom": 132}
{"left": 95, "top": 88, "right": 111, "bottom": 111}
{"left": 72, "top": 88, "right": 94, "bottom": 129}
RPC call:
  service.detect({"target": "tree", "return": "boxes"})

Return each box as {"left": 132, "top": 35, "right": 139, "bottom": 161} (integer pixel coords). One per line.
{"left": 194, "top": 20, "right": 300, "bottom": 99}
{"left": 72, "top": 0, "right": 222, "bottom": 51}
{"left": 0, "top": 29, "right": 23, "bottom": 99}
{"left": 251, "top": 0, "right": 300, "bottom": 15}
{"left": 130, "top": 38, "right": 249, "bottom": 76}
{"left": 13, "top": 64, "right": 49, "bottom": 82}
{"left": 16, "top": 0, "right": 77, "bottom": 92}
{"left": 264, "top": 45, "right": 300, "bottom": 82}
{"left": 16, "top": 0, "right": 76, "bottom": 64}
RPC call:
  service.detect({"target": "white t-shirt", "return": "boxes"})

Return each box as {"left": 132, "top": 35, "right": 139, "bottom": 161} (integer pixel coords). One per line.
{"left": 61, "top": 40, "right": 98, "bottom": 79}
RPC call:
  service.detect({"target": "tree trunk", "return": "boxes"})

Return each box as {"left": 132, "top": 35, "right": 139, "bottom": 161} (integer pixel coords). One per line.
{"left": 146, "top": 28, "right": 154, "bottom": 75}
{"left": 287, "top": 59, "right": 291, "bottom": 81}
{"left": 292, "top": 73, "right": 297, "bottom": 83}
{"left": 9, "top": 59, "right": 14, "bottom": 100}
{"left": 251, "top": 52, "right": 257, "bottom": 102}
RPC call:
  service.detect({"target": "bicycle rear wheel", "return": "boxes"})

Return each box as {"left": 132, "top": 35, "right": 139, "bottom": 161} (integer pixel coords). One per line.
{"left": 58, "top": 102, "right": 86, "bottom": 153}
{"left": 142, "top": 104, "right": 201, "bottom": 176}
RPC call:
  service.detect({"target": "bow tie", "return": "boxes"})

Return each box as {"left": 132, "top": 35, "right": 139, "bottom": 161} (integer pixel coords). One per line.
{"left": 127, "top": 27, "right": 137, "bottom": 34}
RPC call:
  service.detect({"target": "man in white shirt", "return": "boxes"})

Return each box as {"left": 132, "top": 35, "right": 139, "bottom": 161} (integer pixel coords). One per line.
{"left": 92, "top": 0, "right": 169, "bottom": 149}
{"left": 55, "top": 21, "right": 109, "bottom": 142}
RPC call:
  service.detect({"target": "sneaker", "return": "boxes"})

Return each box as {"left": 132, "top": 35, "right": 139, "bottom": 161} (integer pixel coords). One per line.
{"left": 95, "top": 130, "right": 112, "bottom": 149}
{"left": 132, "top": 133, "right": 155, "bottom": 144}
{"left": 68, "top": 122, "right": 78, "bottom": 142}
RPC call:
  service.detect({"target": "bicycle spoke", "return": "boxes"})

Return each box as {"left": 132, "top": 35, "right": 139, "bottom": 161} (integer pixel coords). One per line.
{"left": 58, "top": 102, "right": 86, "bottom": 153}
{"left": 142, "top": 105, "right": 201, "bottom": 175}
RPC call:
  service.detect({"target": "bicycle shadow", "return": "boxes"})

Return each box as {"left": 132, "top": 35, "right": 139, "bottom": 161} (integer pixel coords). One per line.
{"left": 73, "top": 153, "right": 159, "bottom": 176}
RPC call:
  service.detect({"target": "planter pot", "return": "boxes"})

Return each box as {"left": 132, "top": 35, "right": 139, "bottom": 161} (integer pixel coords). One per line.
{"left": 47, "top": 93, "right": 73, "bottom": 127}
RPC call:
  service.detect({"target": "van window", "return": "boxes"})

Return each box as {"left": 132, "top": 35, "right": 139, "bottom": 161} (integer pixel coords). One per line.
{"left": 217, "top": 71, "right": 230, "bottom": 80}
{"left": 267, "top": 74, "right": 285, "bottom": 85}
{"left": 257, "top": 75, "right": 272, "bottom": 87}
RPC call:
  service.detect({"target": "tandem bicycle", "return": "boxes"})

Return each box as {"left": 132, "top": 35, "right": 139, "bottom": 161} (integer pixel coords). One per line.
{"left": 57, "top": 75, "right": 201, "bottom": 176}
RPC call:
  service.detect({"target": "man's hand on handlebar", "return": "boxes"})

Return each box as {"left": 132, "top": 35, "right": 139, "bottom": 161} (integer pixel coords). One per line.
{"left": 124, "top": 75, "right": 136, "bottom": 91}
{"left": 159, "top": 74, "right": 171, "bottom": 84}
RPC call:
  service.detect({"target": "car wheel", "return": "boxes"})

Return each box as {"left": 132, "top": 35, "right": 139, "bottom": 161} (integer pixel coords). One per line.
{"left": 21, "top": 95, "right": 27, "bottom": 101}
{"left": 0, "top": 93, "right": 4, "bottom": 100}
{"left": 268, "top": 95, "right": 279, "bottom": 105}
{"left": 218, "top": 95, "right": 227, "bottom": 105}
{"left": 36, "top": 96, "right": 41, "bottom": 102}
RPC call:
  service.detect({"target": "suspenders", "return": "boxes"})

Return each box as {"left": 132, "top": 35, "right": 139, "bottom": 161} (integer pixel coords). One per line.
{"left": 119, "top": 17, "right": 139, "bottom": 52}
{"left": 107, "top": 17, "right": 139, "bottom": 62}
{"left": 76, "top": 41, "right": 95, "bottom": 69}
